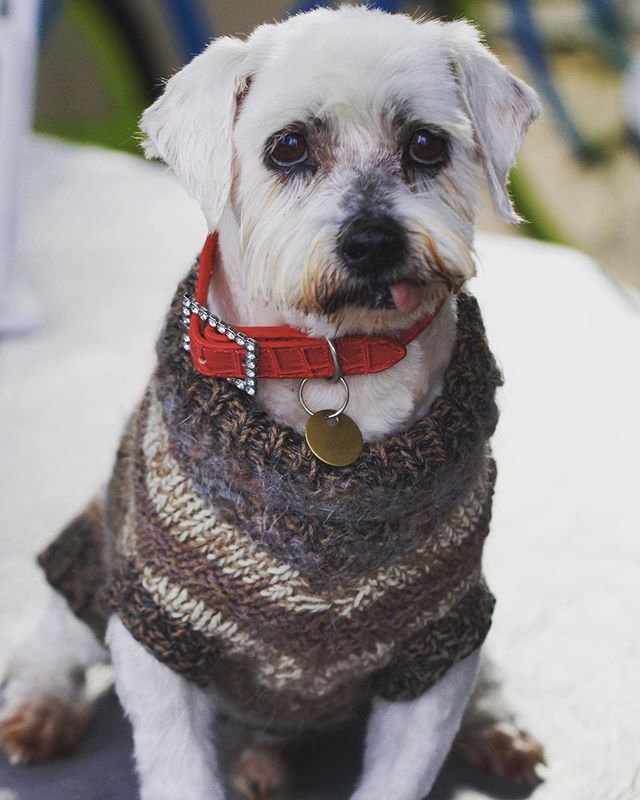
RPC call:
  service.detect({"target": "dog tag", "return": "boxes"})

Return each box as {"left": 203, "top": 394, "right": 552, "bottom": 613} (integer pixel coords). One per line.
{"left": 304, "top": 410, "right": 363, "bottom": 467}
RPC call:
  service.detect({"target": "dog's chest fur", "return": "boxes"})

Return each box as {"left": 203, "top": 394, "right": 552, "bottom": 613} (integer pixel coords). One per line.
{"left": 252, "top": 307, "right": 458, "bottom": 441}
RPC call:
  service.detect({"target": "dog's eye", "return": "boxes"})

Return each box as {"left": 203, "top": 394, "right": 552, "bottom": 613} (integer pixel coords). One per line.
{"left": 269, "top": 133, "right": 309, "bottom": 167}
{"left": 408, "top": 130, "right": 447, "bottom": 166}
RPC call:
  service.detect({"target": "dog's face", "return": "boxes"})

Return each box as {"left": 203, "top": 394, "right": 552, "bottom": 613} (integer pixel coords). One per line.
{"left": 142, "top": 7, "right": 540, "bottom": 333}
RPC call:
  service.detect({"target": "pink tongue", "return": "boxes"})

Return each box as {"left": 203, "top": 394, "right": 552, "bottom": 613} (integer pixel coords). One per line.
{"left": 389, "top": 281, "right": 423, "bottom": 314}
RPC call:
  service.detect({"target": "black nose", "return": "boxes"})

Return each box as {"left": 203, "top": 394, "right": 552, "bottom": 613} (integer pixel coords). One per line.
{"left": 338, "top": 214, "right": 406, "bottom": 276}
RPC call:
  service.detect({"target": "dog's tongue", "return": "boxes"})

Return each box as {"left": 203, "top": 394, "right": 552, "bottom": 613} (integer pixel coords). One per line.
{"left": 389, "top": 281, "right": 423, "bottom": 314}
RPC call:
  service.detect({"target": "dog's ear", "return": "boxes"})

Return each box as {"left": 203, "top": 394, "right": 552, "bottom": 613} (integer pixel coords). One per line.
{"left": 446, "top": 23, "right": 541, "bottom": 222}
{"left": 140, "top": 36, "right": 250, "bottom": 227}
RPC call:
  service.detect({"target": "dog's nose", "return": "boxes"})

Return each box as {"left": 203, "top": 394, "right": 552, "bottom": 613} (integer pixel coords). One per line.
{"left": 339, "top": 215, "right": 406, "bottom": 276}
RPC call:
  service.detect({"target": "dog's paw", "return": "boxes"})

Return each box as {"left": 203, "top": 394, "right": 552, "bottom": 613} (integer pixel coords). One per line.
{"left": 0, "top": 698, "right": 89, "bottom": 765}
{"left": 461, "top": 722, "right": 546, "bottom": 784}
{"left": 231, "top": 742, "right": 291, "bottom": 800}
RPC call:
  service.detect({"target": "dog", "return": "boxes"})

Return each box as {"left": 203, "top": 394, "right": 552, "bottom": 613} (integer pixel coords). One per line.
{"left": 0, "top": 7, "right": 544, "bottom": 799}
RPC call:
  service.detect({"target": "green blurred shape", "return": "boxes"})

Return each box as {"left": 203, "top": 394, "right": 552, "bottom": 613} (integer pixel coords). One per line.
{"left": 35, "top": 0, "right": 146, "bottom": 155}
{"left": 510, "top": 167, "right": 566, "bottom": 243}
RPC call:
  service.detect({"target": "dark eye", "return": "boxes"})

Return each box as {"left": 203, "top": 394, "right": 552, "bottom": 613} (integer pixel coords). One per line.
{"left": 408, "top": 129, "right": 447, "bottom": 166}
{"left": 269, "top": 132, "right": 309, "bottom": 167}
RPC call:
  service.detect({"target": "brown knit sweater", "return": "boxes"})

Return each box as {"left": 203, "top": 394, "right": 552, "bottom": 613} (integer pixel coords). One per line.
{"left": 39, "top": 266, "right": 502, "bottom": 727}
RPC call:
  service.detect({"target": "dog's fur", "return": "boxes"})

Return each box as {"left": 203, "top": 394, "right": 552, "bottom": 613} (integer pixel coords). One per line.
{"left": 0, "top": 7, "right": 545, "bottom": 799}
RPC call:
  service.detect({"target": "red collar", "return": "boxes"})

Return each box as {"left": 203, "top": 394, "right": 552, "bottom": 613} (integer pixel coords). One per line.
{"left": 183, "top": 233, "right": 446, "bottom": 395}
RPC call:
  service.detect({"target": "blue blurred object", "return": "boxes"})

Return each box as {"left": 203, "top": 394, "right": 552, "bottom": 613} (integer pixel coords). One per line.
{"left": 584, "top": 0, "right": 629, "bottom": 71}
{"left": 291, "top": 0, "right": 405, "bottom": 14}
{"left": 508, "top": 0, "right": 601, "bottom": 162}
{"left": 161, "top": 0, "right": 213, "bottom": 58}
{"left": 38, "top": 0, "right": 64, "bottom": 40}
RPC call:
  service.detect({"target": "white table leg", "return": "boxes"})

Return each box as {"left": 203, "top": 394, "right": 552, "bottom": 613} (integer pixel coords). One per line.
{"left": 0, "top": 0, "right": 40, "bottom": 333}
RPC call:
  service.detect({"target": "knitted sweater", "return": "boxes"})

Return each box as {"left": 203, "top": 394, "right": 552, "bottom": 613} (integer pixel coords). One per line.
{"left": 39, "top": 266, "right": 502, "bottom": 727}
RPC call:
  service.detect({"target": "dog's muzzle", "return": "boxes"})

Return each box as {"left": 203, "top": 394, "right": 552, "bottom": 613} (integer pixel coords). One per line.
{"left": 329, "top": 213, "right": 423, "bottom": 312}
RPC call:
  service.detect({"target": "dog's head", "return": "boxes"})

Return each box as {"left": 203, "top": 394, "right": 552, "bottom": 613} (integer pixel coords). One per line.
{"left": 141, "top": 6, "right": 540, "bottom": 333}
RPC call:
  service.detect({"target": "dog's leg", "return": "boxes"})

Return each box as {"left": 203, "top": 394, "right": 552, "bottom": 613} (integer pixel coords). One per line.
{"left": 106, "top": 615, "right": 224, "bottom": 800}
{"left": 0, "top": 590, "right": 107, "bottom": 764}
{"left": 350, "top": 649, "right": 480, "bottom": 800}
{"left": 454, "top": 654, "right": 546, "bottom": 783}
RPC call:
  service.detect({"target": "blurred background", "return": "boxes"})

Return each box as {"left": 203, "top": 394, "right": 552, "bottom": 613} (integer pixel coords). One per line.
{"left": 25, "top": 0, "right": 640, "bottom": 293}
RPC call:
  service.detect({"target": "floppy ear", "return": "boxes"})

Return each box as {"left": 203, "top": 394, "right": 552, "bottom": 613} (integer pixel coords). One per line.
{"left": 447, "top": 23, "right": 541, "bottom": 222}
{"left": 140, "top": 36, "right": 250, "bottom": 227}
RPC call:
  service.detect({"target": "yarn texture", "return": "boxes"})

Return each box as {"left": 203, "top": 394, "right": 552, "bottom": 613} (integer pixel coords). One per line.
{"left": 39, "top": 265, "right": 502, "bottom": 726}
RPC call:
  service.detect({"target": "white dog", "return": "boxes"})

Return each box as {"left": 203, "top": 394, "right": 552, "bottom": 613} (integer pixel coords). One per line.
{"left": 0, "top": 7, "right": 544, "bottom": 799}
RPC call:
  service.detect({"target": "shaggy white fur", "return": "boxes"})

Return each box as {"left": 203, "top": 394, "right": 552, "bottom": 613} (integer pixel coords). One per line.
{"left": 106, "top": 617, "right": 224, "bottom": 800}
{"left": 350, "top": 651, "right": 481, "bottom": 800}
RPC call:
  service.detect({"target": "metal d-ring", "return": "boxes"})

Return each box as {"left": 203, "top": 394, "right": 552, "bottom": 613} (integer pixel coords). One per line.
{"left": 299, "top": 376, "right": 350, "bottom": 420}
{"left": 325, "top": 337, "right": 342, "bottom": 383}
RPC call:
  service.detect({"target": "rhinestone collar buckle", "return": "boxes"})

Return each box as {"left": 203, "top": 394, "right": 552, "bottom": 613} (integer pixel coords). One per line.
{"left": 180, "top": 293, "right": 259, "bottom": 396}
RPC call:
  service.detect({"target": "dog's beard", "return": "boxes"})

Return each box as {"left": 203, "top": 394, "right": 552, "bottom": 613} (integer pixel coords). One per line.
{"left": 320, "top": 280, "right": 402, "bottom": 314}
{"left": 304, "top": 263, "right": 453, "bottom": 334}
{"left": 242, "top": 208, "right": 476, "bottom": 332}
{"left": 314, "top": 267, "right": 448, "bottom": 315}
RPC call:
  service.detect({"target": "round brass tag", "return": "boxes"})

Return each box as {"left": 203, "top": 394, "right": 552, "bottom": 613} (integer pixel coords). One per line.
{"left": 304, "top": 410, "right": 364, "bottom": 467}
